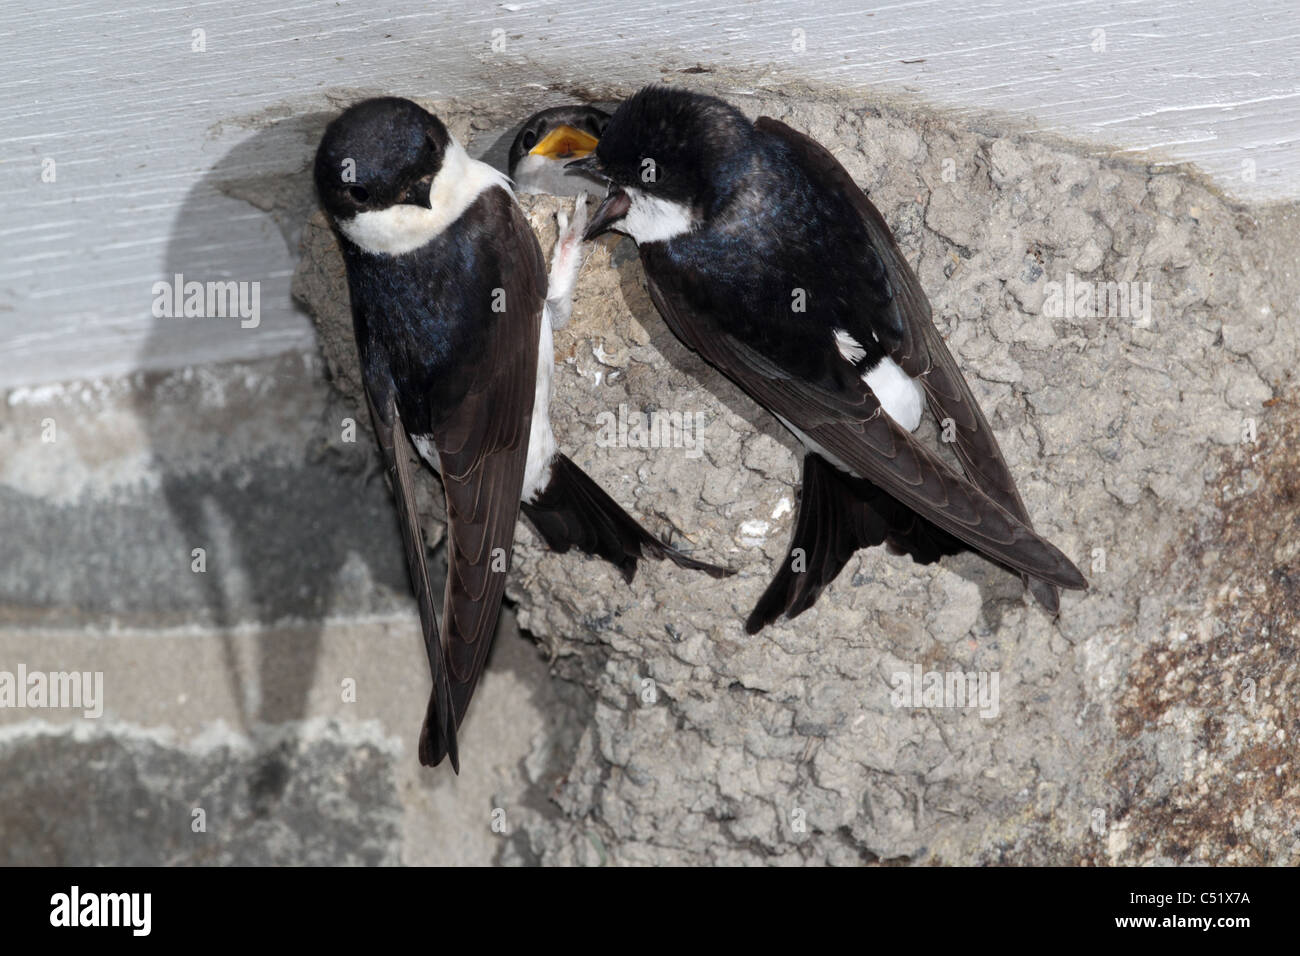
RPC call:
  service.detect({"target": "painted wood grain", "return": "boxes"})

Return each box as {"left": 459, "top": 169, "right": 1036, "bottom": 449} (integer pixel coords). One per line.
{"left": 2, "top": 0, "right": 1296, "bottom": 387}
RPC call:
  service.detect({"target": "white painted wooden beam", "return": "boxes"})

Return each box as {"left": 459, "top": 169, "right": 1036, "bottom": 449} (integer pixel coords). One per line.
{"left": 2, "top": 0, "right": 1296, "bottom": 387}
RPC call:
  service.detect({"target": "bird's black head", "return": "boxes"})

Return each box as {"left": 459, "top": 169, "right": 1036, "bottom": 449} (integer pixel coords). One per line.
{"left": 507, "top": 104, "right": 609, "bottom": 176}
{"left": 568, "top": 86, "right": 755, "bottom": 238}
{"left": 313, "top": 97, "right": 451, "bottom": 225}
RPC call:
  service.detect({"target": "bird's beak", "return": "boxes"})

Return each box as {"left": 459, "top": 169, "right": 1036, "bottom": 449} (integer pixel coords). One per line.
{"left": 530, "top": 124, "right": 599, "bottom": 160}
{"left": 400, "top": 172, "right": 434, "bottom": 208}
{"left": 583, "top": 187, "right": 631, "bottom": 241}
{"left": 564, "top": 153, "right": 605, "bottom": 178}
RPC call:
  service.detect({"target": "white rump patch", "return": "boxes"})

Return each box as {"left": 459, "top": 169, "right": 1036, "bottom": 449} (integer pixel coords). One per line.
{"left": 620, "top": 186, "right": 696, "bottom": 244}
{"left": 833, "top": 328, "right": 867, "bottom": 364}
{"left": 338, "top": 138, "right": 513, "bottom": 256}
{"left": 863, "top": 356, "right": 924, "bottom": 432}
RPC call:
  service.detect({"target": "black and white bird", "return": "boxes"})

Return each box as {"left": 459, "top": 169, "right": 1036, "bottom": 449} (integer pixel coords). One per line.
{"left": 314, "top": 97, "right": 728, "bottom": 770}
{"left": 569, "top": 86, "right": 1086, "bottom": 634}
{"left": 508, "top": 105, "right": 609, "bottom": 197}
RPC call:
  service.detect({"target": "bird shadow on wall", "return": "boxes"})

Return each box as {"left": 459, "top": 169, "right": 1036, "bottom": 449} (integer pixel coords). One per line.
{"left": 139, "top": 111, "right": 420, "bottom": 802}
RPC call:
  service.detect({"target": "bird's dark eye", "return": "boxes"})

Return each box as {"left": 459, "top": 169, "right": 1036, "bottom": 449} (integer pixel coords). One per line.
{"left": 521, "top": 129, "right": 537, "bottom": 151}
{"left": 348, "top": 185, "right": 370, "bottom": 203}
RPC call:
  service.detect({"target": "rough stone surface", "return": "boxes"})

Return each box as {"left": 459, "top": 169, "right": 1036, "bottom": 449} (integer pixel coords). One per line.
{"left": 290, "top": 83, "right": 1300, "bottom": 864}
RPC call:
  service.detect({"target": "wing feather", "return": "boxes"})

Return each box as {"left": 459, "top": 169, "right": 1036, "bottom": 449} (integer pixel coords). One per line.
{"left": 425, "top": 191, "right": 548, "bottom": 758}
{"left": 364, "top": 382, "right": 459, "bottom": 769}
{"left": 751, "top": 115, "right": 1078, "bottom": 604}
{"left": 644, "top": 267, "right": 1085, "bottom": 591}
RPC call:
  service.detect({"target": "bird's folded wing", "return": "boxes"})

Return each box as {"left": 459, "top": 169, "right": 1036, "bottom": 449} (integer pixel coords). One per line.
{"left": 427, "top": 191, "right": 548, "bottom": 754}
{"left": 364, "top": 382, "right": 458, "bottom": 769}
{"left": 645, "top": 273, "right": 1085, "bottom": 591}
{"left": 755, "top": 115, "right": 1070, "bottom": 607}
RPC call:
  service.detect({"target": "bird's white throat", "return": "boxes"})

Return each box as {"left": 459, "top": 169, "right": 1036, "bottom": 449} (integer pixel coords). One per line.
{"left": 620, "top": 186, "right": 696, "bottom": 244}
{"left": 338, "top": 139, "right": 512, "bottom": 256}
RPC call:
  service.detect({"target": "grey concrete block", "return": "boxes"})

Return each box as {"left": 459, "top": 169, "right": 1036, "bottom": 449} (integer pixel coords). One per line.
{"left": 0, "top": 723, "right": 401, "bottom": 866}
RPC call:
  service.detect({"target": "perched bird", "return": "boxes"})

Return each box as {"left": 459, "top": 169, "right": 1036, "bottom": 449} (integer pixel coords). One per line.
{"left": 508, "top": 104, "right": 610, "bottom": 197}
{"left": 314, "top": 97, "right": 728, "bottom": 770}
{"left": 569, "top": 86, "right": 1086, "bottom": 633}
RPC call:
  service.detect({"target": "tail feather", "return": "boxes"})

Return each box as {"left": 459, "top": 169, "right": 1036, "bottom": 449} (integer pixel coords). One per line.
{"left": 418, "top": 695, "right": 459, "bottom": 772}
{"left": 746, "top": 454, "right": 964, "bottom": 634}
{"left": 522, "top": 453, "right": 732, "bottom": 582}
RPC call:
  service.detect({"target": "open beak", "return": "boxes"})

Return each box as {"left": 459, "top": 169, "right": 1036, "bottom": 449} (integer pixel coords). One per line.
{"left": 582, "top": 187, "right": 631, "bottom": 241}
{"left": 530, "top": 124, "right": 599, "bottom": 161}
